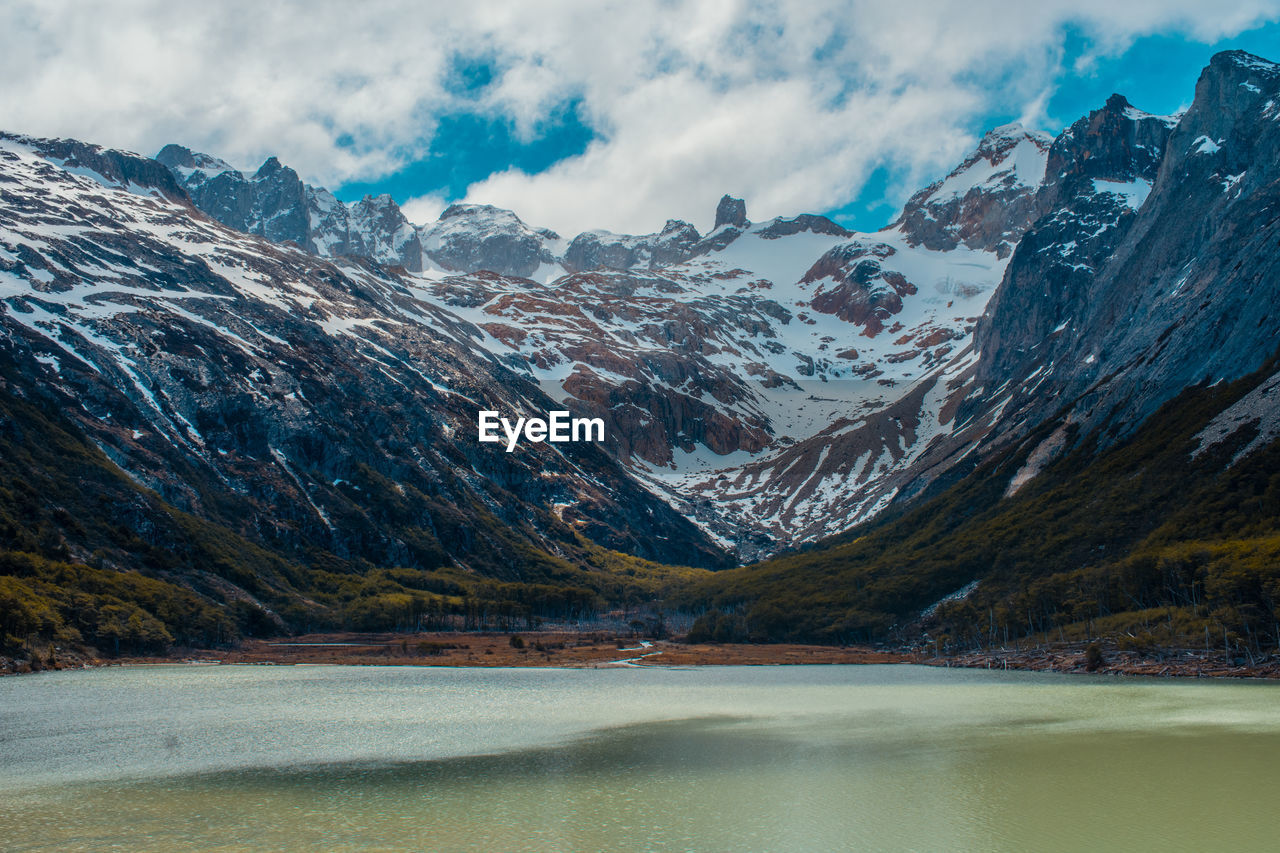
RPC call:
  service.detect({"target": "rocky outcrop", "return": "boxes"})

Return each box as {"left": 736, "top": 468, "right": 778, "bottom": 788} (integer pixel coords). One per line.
{"left": 421, "top": 203, "right": 562, "bottom": 279}
{"left": 755, "top": 214, "right": 852, "bottom": 240}
{"left": 563, "top": 219, "right": 701, "bottom": 272}
{"left": 894, "top": 124, "right": 1051, "bottom": 258}
{"left": 801, "top": 242, "right": 916, "bottom": 335}
{"left": 688, "top": 196, "right": 751, "bottom": 254}
{"left": 714, "top": 194, "right": 748, "bottom": 229}
{"left": 157, "top": 144, "right": 426, "bottom": 270}
{"left": 966, "top": 51, "right": 1280, "bottom": 451}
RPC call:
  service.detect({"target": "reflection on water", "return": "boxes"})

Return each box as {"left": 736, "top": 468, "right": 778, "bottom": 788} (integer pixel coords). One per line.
{"left": 2, "top": 664, "right": 1279, "bottom": 852}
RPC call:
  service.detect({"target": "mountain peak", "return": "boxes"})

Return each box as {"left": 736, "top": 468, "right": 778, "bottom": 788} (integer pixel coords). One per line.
{"left": 253, "top": 156, "right": 286, "bottom": 179}
{"left": 440, "top": 202, "right": 509, "bottom": 221}
{"left": 714, "top": 195, "right": 748, "bottom": 229}
{"left": 155, "top": 143, "right": 237, "bottom": 178}
{"left": 1212, "top": 49, "right": 1280, "bottom": 75}
{"left": 982, "top": 122, "right": 1046, "bottom": 143}
{"left": 893, "top": 120, "right": 1050, "bottom": 255}
{"left": 1104, "top": 92, "right": 1132, "bottom": 111}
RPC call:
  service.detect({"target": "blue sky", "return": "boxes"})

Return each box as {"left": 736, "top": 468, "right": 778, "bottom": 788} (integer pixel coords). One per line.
{"left": 4, "top": 2, "right": 1280, "bottom": 236}
{"left": 336, "top": 20, "right": 1280, "bottom": 234}
{"left": 824, "top": 21, "right": 1280, "bottom": 230}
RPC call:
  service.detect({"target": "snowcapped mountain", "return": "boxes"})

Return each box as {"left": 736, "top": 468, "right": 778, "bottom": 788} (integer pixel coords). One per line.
{"left": 677, "top": 51, "right": 1280, "bottom": 647}
{"left": 150, "top": 122, "right": 1054, "bottom": 559}
{"left": 157, "top": 144, "right": 428, "bottom": 272}
{"left": 421, "top": 203, "right": 565, "bottom": 280}
{"left": 7, "top": 47, "right": 1280, "bottom": 665}
{"left": 159, "top": 146, "right": 570, "bottom": 281}
{"left": 397, "top": 187, "right": 1040, "bottom": 554}
{"left": 967, "top": 54, "right": 1277, "bottom": 446}
{"left": 0, "top": 132, "right": 730, "bottom": 581}
{"left": 563, "top": 218, "right": 703, "bottom": 272}
{"left": 849, "top": 50, "right": 1280, "bottom": 522}
{"left": 10, "top": 50, "right": 1274, "bottom": 572}
{"left": 894, "top": 123, "right": 1053, "bottom": 257}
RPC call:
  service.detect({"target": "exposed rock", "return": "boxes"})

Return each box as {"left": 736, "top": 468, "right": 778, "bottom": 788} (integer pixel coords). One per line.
{"left": 21, "top": 136, "right": 190, "bottom": 203}
{"left": 894, "top": 123, "right": 1051, "bottom": 257}
{"left": 714, "top": 194, "right": 748, "bottom": 229}
{"left": 158, "top": 144, "right": 425, "bottom": 270}
{"left": 962, "top": 50, "right": 1280, "bottom": 456}
{"left": 801, "top": 242, "right": 916, "bottom": 335}
{"left": 969, "top": 94, "right": 1177, "bottom": 393}
{"left": 563, "top": 219, "right": 701, "bottom": 272}
{"left": 755, "top": 214, "right": 852, "bottom": 240}
{"left": 422, "top": 203, "right": 562, "bottom": 279}
{"left": 0, "top": 136, "right": 731, "bottom": 572}
{"left": 348, "top": 193, "right": 424, "bottom": 271}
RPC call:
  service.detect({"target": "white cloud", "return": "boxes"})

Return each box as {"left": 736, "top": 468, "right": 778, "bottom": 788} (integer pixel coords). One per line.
{"left": 400, "top": 193, "right": 449, "bottom": 226}
{"left": 1, "top": 0, "right": 1277, "bottom": 235}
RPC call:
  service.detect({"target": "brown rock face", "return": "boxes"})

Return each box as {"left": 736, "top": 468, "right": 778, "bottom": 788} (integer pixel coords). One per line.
{"left": 563, "top": 365, "right": 771, "bottom": 465}
{"left": 562, "top": 220, "right": 702, "bottom": 272}
{"left": 714, "top": 195, "right": 749, "bottom": 229}
{"left": 755, "top": 214, "right": 851, "bottom": 240}
{"left": 801, "top": 242, "right": 917, "bottom": 336}
{"left": 894, "top": 124, "right": 1052, "bottom": 258}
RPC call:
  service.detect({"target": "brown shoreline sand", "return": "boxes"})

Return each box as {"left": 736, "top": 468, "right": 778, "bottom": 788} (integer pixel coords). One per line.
{"left": 121, "top": 632, "right": 914, "bottom": 669}
{"left": 10, "top": 632, "right": 1280, "bottom": 678}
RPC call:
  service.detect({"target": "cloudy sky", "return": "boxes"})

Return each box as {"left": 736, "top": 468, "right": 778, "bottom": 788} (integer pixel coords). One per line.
{"left": 3, "top": 1, "right": 1279, "bottom": 236}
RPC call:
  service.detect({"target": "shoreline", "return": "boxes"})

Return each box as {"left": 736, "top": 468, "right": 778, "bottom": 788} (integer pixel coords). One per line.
{"left": 8, "top": 632, "right": 1280, "bottom": 678}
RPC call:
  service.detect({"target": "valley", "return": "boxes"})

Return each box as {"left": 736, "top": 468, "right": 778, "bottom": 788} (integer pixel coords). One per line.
{"left": 3, "top": 50, "right": 1280, "bottom": 671}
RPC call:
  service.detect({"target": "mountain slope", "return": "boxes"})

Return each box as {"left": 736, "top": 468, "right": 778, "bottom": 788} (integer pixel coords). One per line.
{"left": 962, "top": 51, "right": 1280, "bottom": 458}
{"left": 0, "top": 345, "right": 712, "bottom": 661}
{"left": 156, "top": 128, "right": 1053, "bottom": 557}
{"left": 680, "top": 359, "right": 1280, "bottom": 649}
{"left": 0, "top": 132, "right": 729, "bottom": 578}
{"left": 680, "top": 51, "right": 1280, "bottom": 650}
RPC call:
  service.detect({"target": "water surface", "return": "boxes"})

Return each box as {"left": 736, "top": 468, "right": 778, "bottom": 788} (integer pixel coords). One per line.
{"left": 2, "top": 664, "right": 1278, "bottom": 851}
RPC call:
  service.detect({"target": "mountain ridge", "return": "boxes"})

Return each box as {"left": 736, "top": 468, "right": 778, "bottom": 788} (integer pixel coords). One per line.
{"left": 4, "top": 50, "right": 1280, "bottom": 665}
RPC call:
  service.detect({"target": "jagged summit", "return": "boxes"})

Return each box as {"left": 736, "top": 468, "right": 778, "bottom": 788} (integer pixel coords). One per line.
{"left": 1213, "top": 48, "right": 1280, "bottom": 74}
{"left": 253, "top": 155, "right": 287, "bottom": 179}
{"left": 893, "top": 122, "right": 1051, "bottom": 256}
{"left": 563, "top": 218, "right": 702, "bottom": 272}
{"left": 1104, "top": 92, "right": 1131, "bottom": 111}
{"left": 158, "top": 144, "right": 428, "bottom": 270}
{"left": 155, "top": 143, "right": 237, "bottom": 177}
{"left": 0, "top": 133, "right": 189, "bottom": 202}
{"left": 714, "top": 194, "right": 749, "bottom": 229}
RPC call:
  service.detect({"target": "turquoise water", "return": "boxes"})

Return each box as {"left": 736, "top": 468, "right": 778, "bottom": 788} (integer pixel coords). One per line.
{"left": 2, "top": 664, "right": 1278, "bottom": 851}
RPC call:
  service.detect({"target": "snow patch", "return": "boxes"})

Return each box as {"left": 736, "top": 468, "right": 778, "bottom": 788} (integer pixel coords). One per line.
{"left": 1091, "top": 178, "right": 1152, "bottom": 209}
{"left": 1191, "top": 136, "right": 1222, "bottom": 155}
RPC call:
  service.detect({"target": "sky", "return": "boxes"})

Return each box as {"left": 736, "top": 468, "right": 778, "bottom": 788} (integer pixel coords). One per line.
{"left": 2, "top": 1, "right": 1279, "bottom": 236}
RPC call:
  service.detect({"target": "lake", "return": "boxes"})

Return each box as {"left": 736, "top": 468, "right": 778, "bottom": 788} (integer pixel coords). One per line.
{"left": 2, "top": 664, "right": 1278, "bottom": 851}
